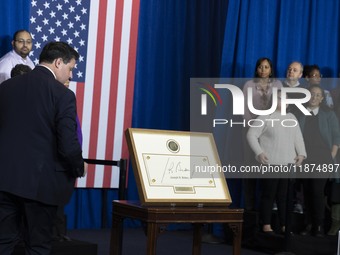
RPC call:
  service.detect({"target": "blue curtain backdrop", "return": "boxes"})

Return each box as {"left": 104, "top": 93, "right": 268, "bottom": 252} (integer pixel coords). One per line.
{"left": 221, "top": 0, "right": 340, "bottom": 78}
{"left": 133, "top": 0, "right": 228, "bottom": 130}
{"left": 2, "top": 0, "right": 340, "bottom": 229}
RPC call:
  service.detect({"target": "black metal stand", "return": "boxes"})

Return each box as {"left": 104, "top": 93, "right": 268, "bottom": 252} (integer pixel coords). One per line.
{"left": 84, "top": 158, "right": 128, "bottom": 228}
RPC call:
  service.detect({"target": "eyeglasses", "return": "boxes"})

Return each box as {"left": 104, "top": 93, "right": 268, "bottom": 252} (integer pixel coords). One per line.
{"left": 15, "top": 39, "right": 32, "bottom": 45}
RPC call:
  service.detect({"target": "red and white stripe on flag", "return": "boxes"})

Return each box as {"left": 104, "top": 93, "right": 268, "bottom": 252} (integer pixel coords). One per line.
{"left": 29, "top": 0, "right": 139, "bottom": 188}
{"left": 71, "top": 0, "right": 139, "bottom": 188}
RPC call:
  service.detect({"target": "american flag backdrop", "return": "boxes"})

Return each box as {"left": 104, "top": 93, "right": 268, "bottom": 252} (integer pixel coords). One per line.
{"left": 29, "top": 0, "right": 140, "bottom": 188}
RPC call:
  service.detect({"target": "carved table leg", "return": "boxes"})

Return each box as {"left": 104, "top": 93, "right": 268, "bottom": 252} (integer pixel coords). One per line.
{"left": 146, "top": 222, "right": 158, "bottom": 255}
{"left": 192, "top": 223, "right": 202, "bottom": 255}
{"left": 228, "top": 222, "right": 242, "bottom": 255}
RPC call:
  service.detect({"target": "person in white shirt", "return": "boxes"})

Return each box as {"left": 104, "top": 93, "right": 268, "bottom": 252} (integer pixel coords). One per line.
{"left": 247, "top": 90, "right": 306, "bottom": 234}
{"left": 0, "top": 30, "right": 35, "bottom": 84}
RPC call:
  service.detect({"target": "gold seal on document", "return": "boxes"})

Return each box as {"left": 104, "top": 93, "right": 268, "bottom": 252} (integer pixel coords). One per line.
{"left": 166, "top": 139, "right": 180, "bottom": 153}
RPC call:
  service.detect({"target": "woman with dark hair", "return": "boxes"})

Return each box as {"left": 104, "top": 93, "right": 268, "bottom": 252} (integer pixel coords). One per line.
{"left": 243, "top": 57, "right": 283, "bottom": 122}
{"left": 242, "top": 57, "right": 282, "bottom": 211}
{"left": 298, "top": 85, "right": 340, "bottom": 237}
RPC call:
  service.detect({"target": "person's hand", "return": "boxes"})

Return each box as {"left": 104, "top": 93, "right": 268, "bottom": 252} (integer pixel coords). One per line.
{"left": 82, "top": 162, "right": 88, "bottom": 177}
{"left": 332, "top": 151, "right": 337, "bottom": 159}
{"left": 331, "top": 145, "right": 338, "bottom": 159}
{"left": 256, "top": 153, "right": 268, "bottom": 164}
{"left": 294, "top": 155, "right": 304, "bottom": 166}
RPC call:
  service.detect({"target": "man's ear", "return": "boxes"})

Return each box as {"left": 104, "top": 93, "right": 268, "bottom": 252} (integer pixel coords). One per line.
{"left": 54, "top": 58, "right": 63, "bottom": 68}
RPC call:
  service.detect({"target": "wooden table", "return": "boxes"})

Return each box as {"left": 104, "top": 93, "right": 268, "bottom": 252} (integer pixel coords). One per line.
{"left": 110, "top": 200, "right": 244, "bottom": 255}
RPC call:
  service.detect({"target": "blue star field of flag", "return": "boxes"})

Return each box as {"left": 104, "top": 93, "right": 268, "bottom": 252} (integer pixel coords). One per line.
{"left": 29, "top": 0, "right": 90, "bottom": 82}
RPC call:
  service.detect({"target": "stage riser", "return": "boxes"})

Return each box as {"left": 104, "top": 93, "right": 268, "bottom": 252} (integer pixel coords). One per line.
{"left": 240, "top": 211, "right": 338, "bottom": 255}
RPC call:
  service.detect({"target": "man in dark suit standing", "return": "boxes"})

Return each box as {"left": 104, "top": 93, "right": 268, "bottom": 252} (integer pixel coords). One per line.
{"left": 0, "top": 41, "right": 87, "bottom": 255}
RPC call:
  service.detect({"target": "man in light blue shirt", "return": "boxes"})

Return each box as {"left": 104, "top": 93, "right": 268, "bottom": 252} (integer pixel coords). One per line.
{"left": 0, "top": 29, "right": 35, "bottom": 84}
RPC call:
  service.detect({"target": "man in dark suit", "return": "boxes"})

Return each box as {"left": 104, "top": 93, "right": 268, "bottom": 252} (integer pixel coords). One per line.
{"left": 0, "top": 41, "right": 87, "bottom": 255}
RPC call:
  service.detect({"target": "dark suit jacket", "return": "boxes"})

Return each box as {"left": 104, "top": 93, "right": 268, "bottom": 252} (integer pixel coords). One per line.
{"left": 0, "top": 65, "right": 84, "bottom": 206}
{"left": 298, "top": 107, "right": 340, "bottom": 149}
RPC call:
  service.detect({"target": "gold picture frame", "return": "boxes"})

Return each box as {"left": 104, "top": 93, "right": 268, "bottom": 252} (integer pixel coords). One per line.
{"left": 125, "top": 128, "right": 232, "bottom": 206}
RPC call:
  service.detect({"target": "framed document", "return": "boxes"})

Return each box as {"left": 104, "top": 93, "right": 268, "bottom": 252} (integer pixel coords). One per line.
{"left": 125, "top": 128, "right": 231, "bottom": 206}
